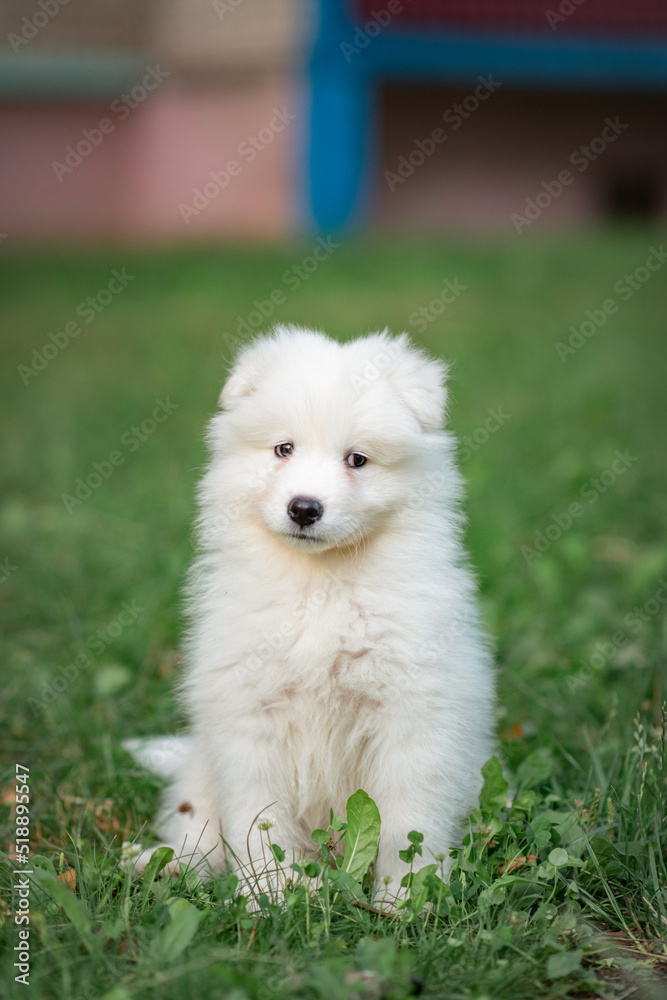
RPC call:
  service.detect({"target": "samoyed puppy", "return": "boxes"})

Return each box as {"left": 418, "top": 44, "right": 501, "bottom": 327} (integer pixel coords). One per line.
{"left": 129, "top": 326, "right": 494, "bottom": 902}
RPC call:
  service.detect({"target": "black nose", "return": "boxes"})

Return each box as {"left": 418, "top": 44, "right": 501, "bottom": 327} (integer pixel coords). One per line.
{"left": 288, "top": 496, "right": 323, "bottom": 527}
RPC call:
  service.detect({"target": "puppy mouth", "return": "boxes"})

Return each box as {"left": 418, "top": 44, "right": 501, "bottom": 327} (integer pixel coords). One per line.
{"left": 290, "top": 531, "right": 323, "bottom": 542}
{"left": 282, "top": 527, "right": 330, "bottom": 546}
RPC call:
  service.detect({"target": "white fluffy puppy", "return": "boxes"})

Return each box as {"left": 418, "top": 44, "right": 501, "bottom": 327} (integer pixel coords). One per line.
{"left": 134, "top": 326, "right": 494, "bottom": 900}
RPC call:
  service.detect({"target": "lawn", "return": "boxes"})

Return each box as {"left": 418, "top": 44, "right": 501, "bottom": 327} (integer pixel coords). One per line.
{"left": 1, "top": 232, "right": 666, "bottom": 999}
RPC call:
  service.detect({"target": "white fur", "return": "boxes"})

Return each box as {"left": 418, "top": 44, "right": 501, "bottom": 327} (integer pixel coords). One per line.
{"left": 133, "top": 327, "right": 494, "bottom": 902}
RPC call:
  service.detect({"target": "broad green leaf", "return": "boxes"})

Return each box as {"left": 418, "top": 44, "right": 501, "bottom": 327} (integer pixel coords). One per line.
{"left": 546, "top": 949, "right": 583, "bottom": 978}
{"left": 479, "top": 883, "right": 507, "bottom": 906}
{"left": 512, "top": 789, "right": 539, "bottom": 812}
{"left": 270, "top": 843, "right": 285, "bottom": 862}
{"left": 547, "top": 810, "right": 586, "bottom": 858}
{"left": 456, "top": 842, "right": 480, "bottom": 873}
{"left": 548, "top": 848, "right": 569, "bottom": 867}
{"left": 140, "top": 846, "right": 174, "bottom": 910}
{"left": 341, "top": 789, "right": 381, "bottom": 882}
{"left": 94, "top": 663, "right": 132, "bottom": 697}
{"left": 552, "top": 909, "right": 577, "bottom": 933}
{"left": 311, "top": 829, "right": 329, "bottom": 845}
{"left": 100, "top": 915, "right": 126, "bottom": 940}
{"left": 530, "top": 815, "right": 553, "bottom": 832}
{"left": 327, "top": 868, "right": 367, "bottom": 902}
{"left": 212, "top": 871, "right": 238, "bottom": 902}
{"left": 528, "top": 817, "right": 553, "bottom": 849}
{"left": 399, "top": 830, "right": 424, "bottom": 865}
{"left": 404, "top": 863, "right": 438, "bottom": 912}
{"left": 479, "top": 757, "right": 509, "bottom": 815}
{"left": 148, "top": 897, "right": 202, "bottom": 963}
{"left": 515, "top": 747, "right": 556, "bottom": 791}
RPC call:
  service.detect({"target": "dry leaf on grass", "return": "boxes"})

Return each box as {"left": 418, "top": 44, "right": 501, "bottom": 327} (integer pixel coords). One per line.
{"left": 499, "top": 854, "right": 538, "bottom": 874}
{"left": 1, "top": 785, "right": 16, "bottom": 806}
{"left": 57, "top": 869, "right": 77, "bottom": 890}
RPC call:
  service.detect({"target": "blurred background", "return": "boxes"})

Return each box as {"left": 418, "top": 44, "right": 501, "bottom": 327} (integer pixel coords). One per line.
{"left": 2, "top": 0, "right": 667, "bottom": 241}
{"left": 2, "top": 7, "right": 667, "bottom": 995}
{"left": 1, "top": 0, "right": 666, "bottom": 863}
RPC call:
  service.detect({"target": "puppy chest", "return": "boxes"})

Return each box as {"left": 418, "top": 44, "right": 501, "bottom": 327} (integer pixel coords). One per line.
{"left": 257, "top": 682, "right": 380, "bottom": 811}
{"left": 240, "top": 592, "right": 406, "bottom": 715}
{"left": 253, "top": 614, "right": 386, "bottom": 734}
{"left": 285, "top": 595, "right": 398, "bottom": 685}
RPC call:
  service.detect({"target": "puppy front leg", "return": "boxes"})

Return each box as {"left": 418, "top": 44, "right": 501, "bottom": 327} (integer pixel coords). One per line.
{"left": 365, "top": 737, "right": 461, "bottom": 906}
{"left": 219, "top": 763, "right": 307, "bottom": 901}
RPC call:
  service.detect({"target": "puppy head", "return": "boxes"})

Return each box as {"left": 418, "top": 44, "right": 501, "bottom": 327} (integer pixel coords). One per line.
{"left": 210, "top": 326, "right": 448, "bottom": 553}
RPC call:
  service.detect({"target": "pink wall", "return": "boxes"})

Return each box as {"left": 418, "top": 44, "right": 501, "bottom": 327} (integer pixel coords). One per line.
{"left": 1, "top": 78, "right": 298, "bottom": 242}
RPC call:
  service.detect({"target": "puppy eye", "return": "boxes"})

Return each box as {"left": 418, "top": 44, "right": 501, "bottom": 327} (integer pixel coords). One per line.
{"left": 345, "top": 452, "right": 367, "bottom": 468}
{"left": 275, "top": 442, "right": 293, "bottom": 458}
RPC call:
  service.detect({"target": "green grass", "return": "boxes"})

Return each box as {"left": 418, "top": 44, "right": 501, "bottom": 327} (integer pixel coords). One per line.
{"left": 1, "top": 232, "right": 666, "bottom": 999}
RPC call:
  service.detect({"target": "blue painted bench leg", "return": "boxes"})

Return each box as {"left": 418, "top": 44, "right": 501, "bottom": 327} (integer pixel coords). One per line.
{"left": 306, "top": 0, "right": 375, "bottom": 232}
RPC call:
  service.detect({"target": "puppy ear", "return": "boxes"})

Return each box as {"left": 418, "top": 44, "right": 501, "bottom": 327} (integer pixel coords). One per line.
{"left": 220, "top": 325, "right": 301, "bottom": 410}
{"left": 220, "top": 363, "right": 254, "bottom": 410}
{"left": 220, "top": 338, "right": 274, "bottom": 410}
{"left": 386, "top": 334, "right": 448, "bottom": 431}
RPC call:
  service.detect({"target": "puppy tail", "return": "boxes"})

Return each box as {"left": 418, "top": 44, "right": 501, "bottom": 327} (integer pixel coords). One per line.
{"left": 123, "top": 735, "right": 190, "bottom": 778}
